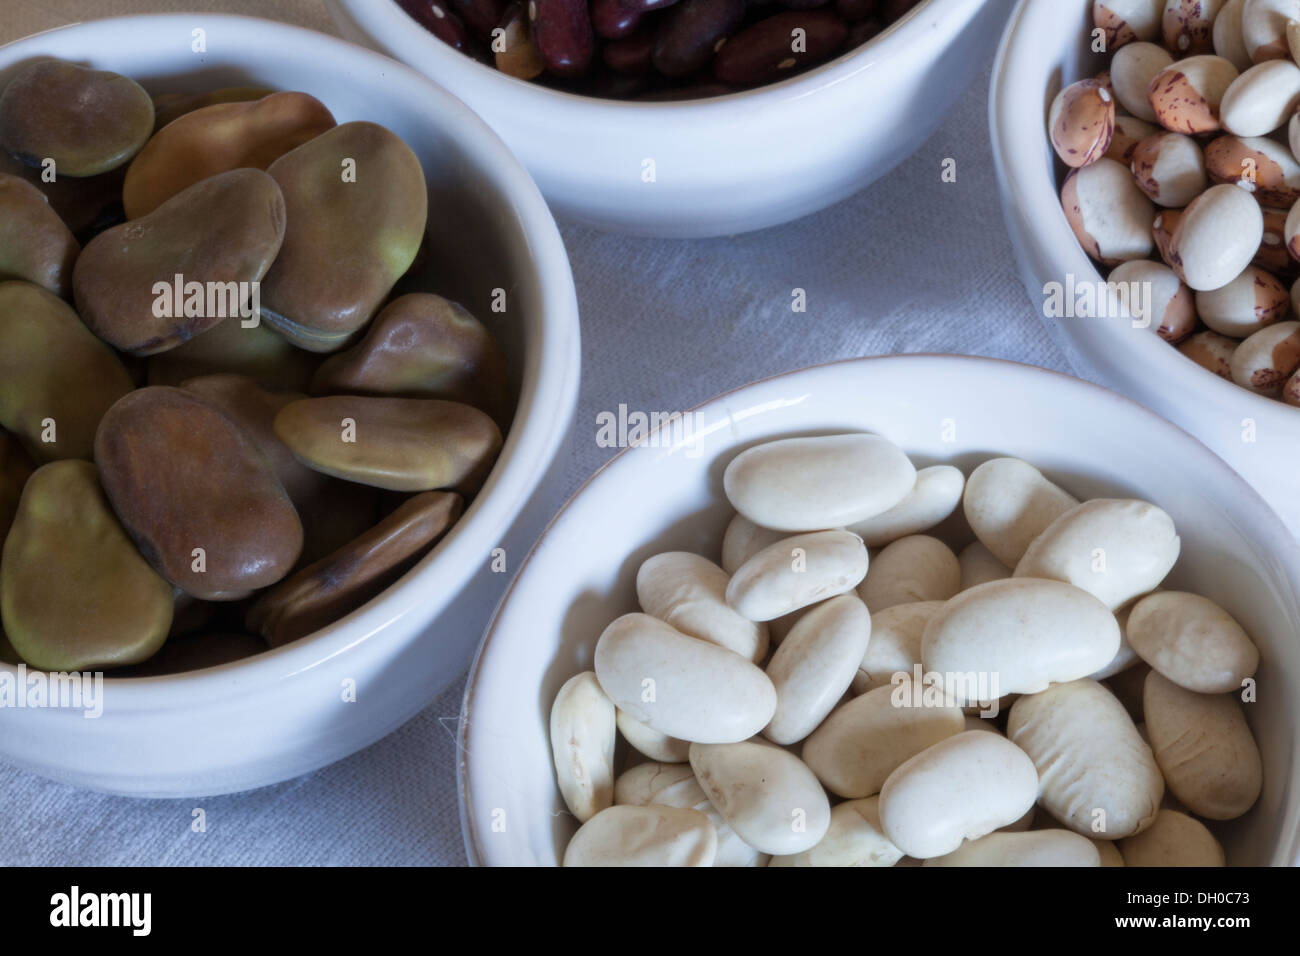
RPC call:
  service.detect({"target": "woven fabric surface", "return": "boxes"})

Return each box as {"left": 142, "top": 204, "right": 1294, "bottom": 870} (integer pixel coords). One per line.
{"left": 0, "top": 0, "right": 1059, "bottom": 865}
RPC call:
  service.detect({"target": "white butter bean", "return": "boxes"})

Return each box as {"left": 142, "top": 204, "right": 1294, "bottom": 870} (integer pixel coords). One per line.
{"left": 1094, "top": 838, "right": 1127, "bottom": 865}
{"left": 1230, "top": 318, "right": 1300, "bottom": 393}
{"left": 1007, "top": 679, "right": 1164, "bottom": 838}
{"left": 858, "top": 535, "right": 960, "bottom": 612}
{"left": 1096, "top": 0, "right": 1165, "bottom": 47}
{"left": 1089, "top": 602, "right": 1142, "bottom": 679}
{"left": 637, "top": 551, "right": 768, "bottom": 662}
{"left": 1131, "top": 132, "right": 1207, "bottom": 206}
{"left": 616, "top": 708, "right": 690, "bottom": 763}
{"left": 1242, "top": 0, "right": 1300, "bottom": 63}
{"left": 922, "top": 829, "right": 1102, "bottom": 867}
{"left": 563, "top": 805, "right": 717, "bottom": 866}
{"left": 763, "top": 594, "right": 871, "bottom": 745}
{"left": 1106, "top": 660, "right": 1152, "bottom": 723}
{"left": 964, "top": 714, "right": 1001, "bottom": 734}
{"left": 1220, "top": 58, "right": 1300, "bottom": 132}
{"left": 549, "top": 671, "right": 616, "bottom": 822}
{"left": 768, "top": 797, "right": 903, "bottom": 867}
{"left": 1050, "top": 78, "right": 1117, "bottom": 167}
{"left": 1214, "top": 0, "right": 1254, "bottom": 69}
{"left": 1013, "top": 498, "right": 1181, "bottom": 610}
{"left": 957, "top": 541, "right": 1012, "bottom": 591}
{"left": 723, "top": 433, "right": 915, "bottom": 533}
{"left": 1147, "top": 55, "right": 1239, "bottom": 134}
{"left": 1178, "top": 328, "right": 1238, "bottom": 377}
{"left": 846, "top": 464, "right": 964, "bottom": 548}
{"left": 877, "top": 731, "right": 1040, "bottom": 859}
{"left": 802, "top": 679, "right": 965, "bottom": 798}
{"left": 766, "top": 604, "right": 810, "bottom": 646}
{"left": 1196, "top": 265, "right": 1289, "bottom": 337}
{"left": 1144, "top": 669, "right": 1263, "bottom": 818}
{"left": 1061, "top": 159, "right": 1157, "bottom": 265}
{"left": 1108, "top": 259, "right": 1197, "bottom": 342}
{"left": 963, "top": 458, "right": 1079, "bottom": 568}
{"left": 1117, "top": 808, "right": 1225, "bottom": 865}
{"left": 1169, "top": 183, "right": 1264, "bottom": 290}
{"left": 726, "top": 530, "right": 868, "bottom": 622}
{"left": 1112, "top": 42, "right": 1174, "bottom": 120}
{"left": 613, "top": 761, "right": 694, "bottom": 805}
{"left": 1128, "top": 591, "right": 1260, "bottom": 692}
{"left": 641, "top": 772, "right": 768, "bottom": 866}
{"left": 852, "top": 600, "right": 943, "bottom": 694}
{"left": 921, "top": 579, "right": 1122, "bottom": 703}
{"left": 720, "top": 513, "right": 787, "bottom": 575}
{"left": 594, "top": 613, "right": 776, "bottom": 743}
{"left": 689, "top": 740, "right": 831, "bottom": 856}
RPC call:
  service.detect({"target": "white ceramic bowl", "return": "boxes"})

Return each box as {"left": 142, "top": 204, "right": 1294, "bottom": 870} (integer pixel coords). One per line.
{"left": 0, "top": 15, "right": 580, "bottom": 797}
{"left": 991, "top": 0, "right": 1300, "bottom": 538}
{"left": 326, "top": 0, "right": 1013, "bottom": 238}
{"left": 459, "top": 355, "right": 1300, "bottom": 866}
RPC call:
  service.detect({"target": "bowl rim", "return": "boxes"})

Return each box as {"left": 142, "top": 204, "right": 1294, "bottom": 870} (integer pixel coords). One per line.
{"left": 329, "top": 0, "right": 980, "bottom": 112}
{"left": 457, "top": 352, "right": 1300, "bottom": 866}
{"left": 0, "top": 13, "right": 581, "bottom": 704}
{"left": 988, "top": 0, "right": 1300, "bottom": 429}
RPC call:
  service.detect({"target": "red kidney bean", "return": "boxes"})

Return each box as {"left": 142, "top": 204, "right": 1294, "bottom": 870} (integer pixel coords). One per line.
{"left": 592, "top": 0, "right": 644, "bottom": 39}
{"left": 495, "top": 2, "right": 547, "bottom": 78}
{"left": 637, "top": 81, "right": 737, "bottom": 100}
{"left": 398, "top": 0, "right": 471, "bottom": 50}
{"left": 714, "top": 10, "right": 848, "bottom": 85}
{"left": 530, "top": 0, "right": 597, "bottom": 76}
{"left": 586, "top": 69, "right": 658, "bottom": 98}
{"left": 447, "top": 0, "right": 509, "bottom": 39}
{"left": 652, "top": 0, "right": 747, "bottom": 77}
{"left": 834, "top": 0, "right": 877, "bottom": 21}
{"left": 878, "top": 0, "right": 917, "bottom": 20}
{"left": 592, "top": 0, "right": 681, "bottom": 40}
{"left": 846, "top": 17, "right": 883, "bottom": 46}
{"left": 603, "top": 25, "right": 659, "bottom": 73}
{"left": 401, "top": 0, "right": 918, "bottom": 96}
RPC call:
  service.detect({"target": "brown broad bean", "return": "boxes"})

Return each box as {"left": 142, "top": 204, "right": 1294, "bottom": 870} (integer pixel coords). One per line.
{"left": 247, "top": 491, "right": 463, "bottom": 646}
{"left": 94, "top": 386, "right": 304, "bottom": 600}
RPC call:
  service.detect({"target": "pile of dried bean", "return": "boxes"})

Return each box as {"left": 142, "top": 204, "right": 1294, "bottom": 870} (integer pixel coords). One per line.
{"left": 397, "top": 0, "right": 921, "bottom": 99}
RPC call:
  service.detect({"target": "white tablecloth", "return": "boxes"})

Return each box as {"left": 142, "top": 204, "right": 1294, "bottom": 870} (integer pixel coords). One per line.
{"left": 0, "top": 0, "right": 1058, "bottom": 865}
